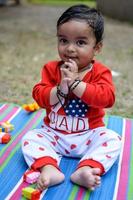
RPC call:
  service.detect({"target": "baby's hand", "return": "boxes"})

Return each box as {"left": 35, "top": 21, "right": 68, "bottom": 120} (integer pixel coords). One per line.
{"left": 60, "top": 66, "right": 70, "bottom": 95}
{"left": 61, "top": 59, "right": 79, "bottom": 86}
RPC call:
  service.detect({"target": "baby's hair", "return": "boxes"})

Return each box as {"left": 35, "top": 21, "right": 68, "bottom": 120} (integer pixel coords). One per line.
{"left": 57, "top": 4, "right": 104, "bottom": 44}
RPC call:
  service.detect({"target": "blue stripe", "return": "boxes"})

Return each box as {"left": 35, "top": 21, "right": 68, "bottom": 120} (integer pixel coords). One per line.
{"left": 0, "top": 148, "right": 27, "bottom": 199}
{"left": 107, "top": 115, "right": 123, "bottom": 136}
{"left": 43, "top": 158, "right": 79, "bottom": 200}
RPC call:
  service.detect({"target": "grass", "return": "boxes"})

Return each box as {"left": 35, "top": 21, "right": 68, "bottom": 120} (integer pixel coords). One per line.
{"left": 27, "top": 0, "right": 96, "bottom": 7}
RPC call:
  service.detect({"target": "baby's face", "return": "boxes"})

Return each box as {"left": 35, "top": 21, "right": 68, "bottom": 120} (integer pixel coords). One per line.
{"left": 57, "top": 20, "right": 101, "bottom": 70}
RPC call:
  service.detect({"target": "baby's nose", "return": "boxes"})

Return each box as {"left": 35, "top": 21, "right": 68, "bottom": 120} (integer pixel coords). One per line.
{"left": 66, "top": 43, "right": 76, "bottom": 53}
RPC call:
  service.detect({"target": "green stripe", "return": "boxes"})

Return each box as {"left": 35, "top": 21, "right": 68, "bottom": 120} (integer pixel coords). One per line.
{"left": 0, "top": 112, "right": 44, "bottom": 172}
{"left": 83, "top": 189, "right": 91, "bottom": 200}
{"left": 0, "top": 144, "right": 21, "bottom": 172}
{"left": 0, "top": 104, "right": 14, "bottom": 120}
{"left": 127, "top": 120, "right": 133, "bottom": 199}
{"left": 0, "top": 111, "right": 37, "bottom": 156}
{"left": 104, "top": 115, "right": 109, "bottom": 127}
{"left": 68, "top": 185, "right": 79, "bottom": 200}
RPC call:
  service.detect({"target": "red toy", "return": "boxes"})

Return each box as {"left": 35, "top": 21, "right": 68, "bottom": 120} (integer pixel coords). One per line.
{"left": 0, "top": 132, "right": 11, "bottom": 144}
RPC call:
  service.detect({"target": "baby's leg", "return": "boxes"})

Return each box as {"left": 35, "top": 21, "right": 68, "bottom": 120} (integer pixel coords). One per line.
{"left": 37, "top": 165, "right": 65, "bottom": 191}
{"left": 70, "top": 127, "right": 122, "bottom": 190}
{"left": 71, "top": 166, "right": 101, "bottom": 190}
{"left": 21, "top": 128, "right": 65, "bottom": 191}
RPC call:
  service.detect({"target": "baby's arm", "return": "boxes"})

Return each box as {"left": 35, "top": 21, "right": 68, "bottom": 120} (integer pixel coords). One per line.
{"left": 61, "top": 59, "right": 115, "bottom": 108}
{"left": 50, "top": 65, "right": 70, "bottom": 105}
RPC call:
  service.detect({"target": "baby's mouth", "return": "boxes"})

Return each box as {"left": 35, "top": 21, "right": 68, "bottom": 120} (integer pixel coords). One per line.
{"left": 65, "top": 55, "right": 78, "bottom": 61}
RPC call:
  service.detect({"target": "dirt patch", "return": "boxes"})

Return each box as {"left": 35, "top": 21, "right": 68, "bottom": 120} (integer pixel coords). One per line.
{"left": 0, "top": 3, "right": 133, "bottom": 118}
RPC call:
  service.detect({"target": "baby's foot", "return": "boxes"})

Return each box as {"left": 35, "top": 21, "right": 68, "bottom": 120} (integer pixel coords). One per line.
{"left": 70, "top": 166, "right": 101, "bottom": 190}
{"left": 37, "top": 165, "right": 65, "bottom": 191}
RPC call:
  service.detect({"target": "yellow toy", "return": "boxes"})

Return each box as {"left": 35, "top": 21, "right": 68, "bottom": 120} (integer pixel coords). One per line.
{"left": 0, "top": 121, "right": 14, "bottom": 132}
{"left": 22, "top": 186, "right": 41, "bottom": 200}
{"left": 22, "top": 102, "right": 40, "bottom": 112}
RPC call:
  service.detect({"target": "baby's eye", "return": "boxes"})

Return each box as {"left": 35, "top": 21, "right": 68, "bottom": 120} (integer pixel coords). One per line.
{"left": 59, "top": 38, "right": 68, "bottom": 44}
{"left": 77, "top": 40, "right": 87, "bottom": 46}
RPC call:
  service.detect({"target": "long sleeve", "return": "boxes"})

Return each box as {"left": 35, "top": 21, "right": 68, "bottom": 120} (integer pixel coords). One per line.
{"left": 32, "top": 61, "right": 61, "bottom": 109}
{"left": 81, "top": 62, "right": 115, "bottom": 108}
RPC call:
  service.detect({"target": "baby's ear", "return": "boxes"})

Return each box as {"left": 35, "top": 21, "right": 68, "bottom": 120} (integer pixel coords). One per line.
{"left": 95, "top": 41, "right": 103, "bottom": 54}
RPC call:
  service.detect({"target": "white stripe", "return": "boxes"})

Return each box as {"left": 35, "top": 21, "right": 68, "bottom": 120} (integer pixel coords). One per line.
{"left": 40, "top": 188, "right": 48, "bottom": 199}
{"left": 8, "top": 107, "right": 22, "bottom": 122}
{"left": 5, "top": 177, "right": 23, "bottom": 200}
{"left": 0, "top": 104, "right": 6, "bottom": 111}
{"left": 112, "top": 118, "right": 126, "bottom": 200}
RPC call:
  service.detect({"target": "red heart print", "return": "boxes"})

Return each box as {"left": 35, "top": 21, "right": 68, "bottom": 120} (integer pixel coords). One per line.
{"left": 51, "top": 141, "right": 56, "bottom": 146}
{"left": 106, "top": 155, "right": 111, "bottom": 159}
{"left": 100, "top": 132, "right": 106, "bottom": 136}
{"left": 102, "top": 142, "right": 108, "bottom": 147}
{"left": 65, "top": 149, "right": 70, "bottom": 154}
{"left": 39, "top": 147, "right": 45, "bottom": 151}
{"left": 70, "top": 144, "right": 77, "bottom": 149}
{"left": 86, "top": 140, "right": 91, "bottom": 145}
{"left": 37, "top": 134, "right": 43, "bottom": 138}
{"left": 24, "top": 141, "right": 29, "bottom": 146}
{"left": 54, "top": 136, "right": 59, "bottom": 141}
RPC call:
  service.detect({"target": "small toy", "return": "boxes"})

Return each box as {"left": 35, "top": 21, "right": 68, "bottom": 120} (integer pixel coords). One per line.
{"left": 0, "top": 121, "right": 14, "bottom": 132}
{"left": 22, "top": 102, "right": 40, "bottom": 112}
{"left": 22, "top": 186, "right": 41, "bottom": 200}
{"left": 23, "top": 169, "right": 40, "bottom": 184}
{"left": 0, "top": 132, "right": 11, "bottom": 144}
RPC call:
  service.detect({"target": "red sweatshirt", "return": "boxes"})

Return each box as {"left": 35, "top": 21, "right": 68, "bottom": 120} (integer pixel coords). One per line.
{"left": 32, "top": 60, "right": 115, "bottom": 133}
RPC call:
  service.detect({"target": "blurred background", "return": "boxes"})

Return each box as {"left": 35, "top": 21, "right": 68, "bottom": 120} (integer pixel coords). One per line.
{"left": 0, "top": 0, "right": 133, "bottom": 118}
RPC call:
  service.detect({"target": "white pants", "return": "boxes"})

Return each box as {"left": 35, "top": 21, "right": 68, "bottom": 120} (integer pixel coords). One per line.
{"left": 21, "top": 124, "right": 121, "bottom": 173}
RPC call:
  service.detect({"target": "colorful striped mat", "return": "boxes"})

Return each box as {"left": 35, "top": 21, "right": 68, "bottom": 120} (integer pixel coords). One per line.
{"left": 0, "top": 103, "right": 133, "bottom": 200}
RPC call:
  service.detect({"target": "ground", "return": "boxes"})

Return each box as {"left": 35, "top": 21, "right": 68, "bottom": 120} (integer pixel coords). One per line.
{"left": 0, "top": 3, "right": 133, "bottom": 118}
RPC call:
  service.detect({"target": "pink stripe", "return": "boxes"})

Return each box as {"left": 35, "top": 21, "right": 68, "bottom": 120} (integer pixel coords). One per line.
{"left": 2, "top": 106, "right": 19, "bottom": 122}
{"left": 0, "top": 111, "right": 42, "bottom": 164}
{"left": 9, "top": 181, "right": 29, "bottom": 200}
{"left": 0, "top": 104, "right": 9, "bottom": 114}
{"left": 76, "top": 187, "right": 85, "bottom": 200}
{"left": 116, "top": 119, "right": 132, "bottom": 200}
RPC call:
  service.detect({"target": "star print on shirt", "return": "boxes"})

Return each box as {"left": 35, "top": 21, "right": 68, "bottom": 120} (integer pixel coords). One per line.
{"left": 64, "top": 99, "right": 89, "bottom": 117}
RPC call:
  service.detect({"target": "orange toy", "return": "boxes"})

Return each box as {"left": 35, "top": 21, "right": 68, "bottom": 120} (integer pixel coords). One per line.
{"left": 22, "top": 102, "right": 40, "bottom": 112}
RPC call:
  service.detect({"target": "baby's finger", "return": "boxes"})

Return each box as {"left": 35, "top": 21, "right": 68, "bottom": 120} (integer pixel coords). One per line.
{"left": 37, "top": 180, "right": 44, "bottom": 191}
{"left": 61, "top": 68, "right": 71, "bottom": 77}
{"left": 68, "top": 59, "right": 78, "bottom": 72}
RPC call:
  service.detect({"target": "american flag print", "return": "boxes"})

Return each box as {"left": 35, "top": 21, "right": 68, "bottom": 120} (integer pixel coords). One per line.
{"left": 64, "top": 98, "right": 89, "bottom": 117}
